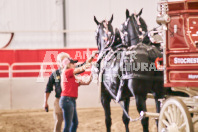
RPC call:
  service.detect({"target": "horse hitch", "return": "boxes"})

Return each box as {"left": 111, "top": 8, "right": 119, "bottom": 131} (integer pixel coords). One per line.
{"left": 140, "top": 111, "right": 159, "bottom": 119}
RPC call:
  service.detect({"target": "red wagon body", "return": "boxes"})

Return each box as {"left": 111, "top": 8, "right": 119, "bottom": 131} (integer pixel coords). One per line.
{"left": 164, "top": 0, "right": 198, "bottom": 87}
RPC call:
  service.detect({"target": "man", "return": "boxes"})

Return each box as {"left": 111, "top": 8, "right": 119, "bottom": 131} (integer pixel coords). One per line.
{"left": 43, "top": 51, "right": 98, "bottom": 132}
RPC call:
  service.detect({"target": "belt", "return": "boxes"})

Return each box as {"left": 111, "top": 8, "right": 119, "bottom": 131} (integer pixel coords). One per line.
{"left": 65, "top": 96, "right": 77, "bottom": 100}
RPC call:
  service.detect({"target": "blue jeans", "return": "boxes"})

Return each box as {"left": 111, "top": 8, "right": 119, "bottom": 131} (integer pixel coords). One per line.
{"left": 59, "top": 96, "right": 78, "bottom": 132}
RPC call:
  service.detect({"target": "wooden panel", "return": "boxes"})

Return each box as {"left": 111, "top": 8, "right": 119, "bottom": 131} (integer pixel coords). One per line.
{"left": 168, "top": 54, "right": 198, "bottom": 67}
{"left": 168, "top": 3, "right": 185, "bottom": 11}
{"left": 167, "top": 16, "right": 189, "bottom": 50}
{"left": 188, "top": 17, "right": 198, "bottom": 48}
{"left": 169, "top": 71, "right": 198, "bottom": 82}
{"left": 188, "top": 2, "right": 198, "bottom": 10}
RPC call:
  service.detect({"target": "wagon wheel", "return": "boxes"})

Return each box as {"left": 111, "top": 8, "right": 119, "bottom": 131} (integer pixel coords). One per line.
{"left": 158, "top": 97, "right": 194, "bottom": 132}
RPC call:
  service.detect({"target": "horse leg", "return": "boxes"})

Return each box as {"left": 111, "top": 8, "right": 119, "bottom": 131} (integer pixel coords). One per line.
{"left": 152, "top": 94, "right": 161, "bottom": 129}
{"left": 101, "top": 95, "right": 112, "bottom": 132}
{"left": 128, "top": 79, "right": 149, "bottom": 132}
{"left": 135, "top": 95, "right": 149, "bottom": 132}
{"left": 122, "top": 98, "right": 130, "bottom": 132}
{"left": 152, "top": 82, "right": 164, "bottom": 128}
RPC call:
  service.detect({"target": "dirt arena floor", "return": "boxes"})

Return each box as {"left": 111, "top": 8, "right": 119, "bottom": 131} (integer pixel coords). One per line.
{"left": 0, "top": 105, "right": 197, "bottom": 132}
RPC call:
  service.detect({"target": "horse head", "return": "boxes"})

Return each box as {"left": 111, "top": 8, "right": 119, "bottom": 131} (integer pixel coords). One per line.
{"left": 120, "top": 9, "right": 147, "bottom": 46}
{"left": 94, "top": 15, "right": 114, "bottom": 52}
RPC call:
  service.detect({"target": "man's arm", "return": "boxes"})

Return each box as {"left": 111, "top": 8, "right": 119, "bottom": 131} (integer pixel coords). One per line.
{"left": 43, "top": 92, "right": 50, "bottom": 112}
{"left": 43, "top": 72, "right": 55, "bottom": 112}
{"left": 73, "top": 63, "right": 92, "bottom": 75}
{"left": 74, "top": 51, "right": 98, "bottom": 74}
{"left": 76, "top": 51, "right": 98, "bottom": 68}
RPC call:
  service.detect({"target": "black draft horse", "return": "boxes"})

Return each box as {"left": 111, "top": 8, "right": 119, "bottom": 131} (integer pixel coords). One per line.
{"left": 120, "top": 9, "right": 164, "bottom": 132}
{"left": 94, "top": 15, "right": 132, "bottom": 132}
{"left": 94, "top": 9, "right": 189, "bottom": 132}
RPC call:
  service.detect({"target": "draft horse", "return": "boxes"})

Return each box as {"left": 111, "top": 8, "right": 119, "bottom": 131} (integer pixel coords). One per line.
{"left": 120, "top": 9, "right": 164, "bottom": 132}
{"left": 94, "top": 15, "right": 132, "bottom": 132}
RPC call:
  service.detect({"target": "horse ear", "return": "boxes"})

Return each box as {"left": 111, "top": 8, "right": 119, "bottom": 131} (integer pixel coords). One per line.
{"left": 126, "top": 9, "right": 130, "bottom": 19}
{"left": 94, "top": 16, "right": 99, "bottom": 25}
{"left": 109, "top": 14, "right": 113, "bottom": 24}
{"left": 137, "top": 8, "right": 143, "bottom": 16}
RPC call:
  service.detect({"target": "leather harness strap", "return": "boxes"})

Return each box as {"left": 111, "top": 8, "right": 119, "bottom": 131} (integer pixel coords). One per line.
{"left": 122, "top": 73, "right": 163, "bottom": 81}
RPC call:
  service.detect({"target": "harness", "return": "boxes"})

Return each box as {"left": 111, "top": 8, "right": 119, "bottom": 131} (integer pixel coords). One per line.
{"left": 122, "top": 72, "right": 163, "bottom": 81}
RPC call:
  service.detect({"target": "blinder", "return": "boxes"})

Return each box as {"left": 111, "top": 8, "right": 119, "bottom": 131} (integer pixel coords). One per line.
{"left": 120, "top": 18, "right": 130, "bottom": 45}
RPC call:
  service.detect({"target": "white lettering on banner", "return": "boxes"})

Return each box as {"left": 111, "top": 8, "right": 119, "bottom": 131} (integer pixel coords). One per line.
{"left": 174, "top": 57, "right": 198, "bottom": 64}
{"left": 188, "top": 75, "right": 198, "bottom": 79}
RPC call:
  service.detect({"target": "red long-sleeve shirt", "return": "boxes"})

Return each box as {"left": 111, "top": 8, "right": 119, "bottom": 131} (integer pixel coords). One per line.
{"left": 61, "top": 69, "right": 79, "bottom": 98}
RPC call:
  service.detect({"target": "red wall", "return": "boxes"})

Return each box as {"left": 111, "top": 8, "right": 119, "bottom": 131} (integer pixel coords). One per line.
{"left": 0, "top": 48, "right": 97, "bottom": 77}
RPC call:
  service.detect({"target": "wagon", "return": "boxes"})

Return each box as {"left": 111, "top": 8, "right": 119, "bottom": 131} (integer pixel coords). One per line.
{"left": 140, "top": 0, "right": 198, "bottom": 132}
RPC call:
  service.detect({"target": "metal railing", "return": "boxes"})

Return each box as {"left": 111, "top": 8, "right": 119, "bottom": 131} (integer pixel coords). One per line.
{"left": 10, "top": 62, "right": 58, "bottom": 78}
{"left": 0, "top": 62, "right": 91, "bottom": 78}
{"left": 0, "top": 62, "right": 92, "bottom": 109}
{"left": 1, "top": 62, "right": 58, "bottom": 109}
{"left": 0, "top": 63, "right": 10, "bottom": 77}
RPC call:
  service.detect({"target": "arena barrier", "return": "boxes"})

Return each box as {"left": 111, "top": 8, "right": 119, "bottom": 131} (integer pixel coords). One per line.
{"left": 0, "top": 62, "right": 155, "bottom": 110}
{"left": 0, "top": 61, "right": 104, "bottom": 109}
{"left": 0, "top": 49, "right": 155, "bottom": 109}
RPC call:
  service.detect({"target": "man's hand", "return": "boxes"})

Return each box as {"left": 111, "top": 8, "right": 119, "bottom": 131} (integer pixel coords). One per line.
{"left": 86, "top": 51, "right": 99, "bottom": 63}
{"left": 43, "top": 103, "right": 49, "bottom": 112}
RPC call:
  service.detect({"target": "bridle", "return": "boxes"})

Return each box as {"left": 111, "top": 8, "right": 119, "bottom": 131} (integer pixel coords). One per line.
{"left": 121, "top": 14, "right": 146, "bottom": 45}
{"left": 95, "top": 20, "right": 114, "bottom": 52}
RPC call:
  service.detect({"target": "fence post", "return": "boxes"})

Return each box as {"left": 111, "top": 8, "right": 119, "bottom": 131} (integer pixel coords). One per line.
{"left": 9, "top": 64, "right": 13, "bottom": 109}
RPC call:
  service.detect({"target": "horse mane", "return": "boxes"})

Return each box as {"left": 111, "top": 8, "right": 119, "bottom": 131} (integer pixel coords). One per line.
{"left": 139, "top": 17, "right": 147, "bottom": 32}
{"left": 142, "top": 32, "right": 150, "bottom": 44}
